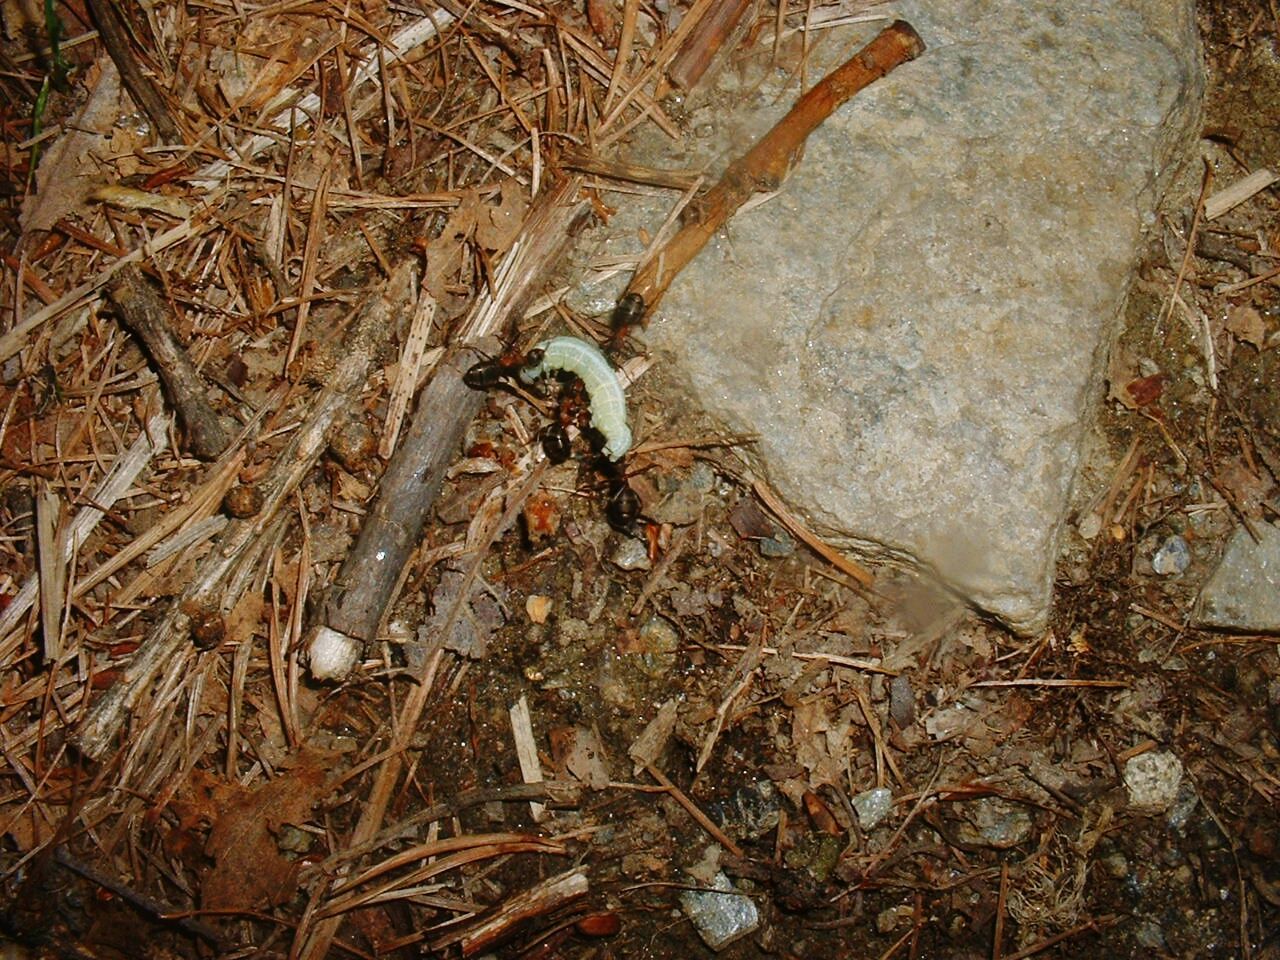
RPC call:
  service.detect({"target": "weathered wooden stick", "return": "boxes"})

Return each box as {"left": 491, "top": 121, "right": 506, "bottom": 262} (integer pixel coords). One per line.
{"left": 106, "top": 266, "right": 230, "bottom": 460}
{"left": 450, "top": 869, "right": 589, "bottom": 956}
{"left": 625, "top": 20, "right": 925, "bottom": 313}
{"left": 308, "top": 178, "right": 589, "bottom": 676}
{"left": 75, "top": 265, "right": 414, "bottom": 759}
{"left": 84, "top": 0, "right": 183, "bottom": 143}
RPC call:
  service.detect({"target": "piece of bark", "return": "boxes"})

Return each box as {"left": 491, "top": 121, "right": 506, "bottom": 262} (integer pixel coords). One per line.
{"left": 106, "top": 266, "right": 229, "bottom": 460}
{"left": 625, "top": 20, "right": 925, "bottom": 313}
{"left": 666, "top": 0, "right": 754, "bottom": 93}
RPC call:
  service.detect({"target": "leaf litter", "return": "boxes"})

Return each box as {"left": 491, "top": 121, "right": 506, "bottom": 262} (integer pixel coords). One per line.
{"left": 0, "top": 1, "right": 1276, "bottom": 958}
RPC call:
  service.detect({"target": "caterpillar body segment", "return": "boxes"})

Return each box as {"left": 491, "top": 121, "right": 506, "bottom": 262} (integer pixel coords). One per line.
{"left": 520, "top": 336, "right": 632, "bottom": 460}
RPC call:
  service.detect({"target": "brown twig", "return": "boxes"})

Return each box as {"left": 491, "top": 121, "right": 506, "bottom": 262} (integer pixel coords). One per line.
{"left": 666, "top": 0, "right": 754, "bottom": 92}
{"left": 560, "top": 146, "right": 703, "bottom": 191}
{"left": 645, "top": 762, "right": 745, "bottom": 858}
{"left": 446, "top": 868, "right": 589, "bottom": 956}
{"left": 624, "top": 20, "right": 925, "bottom": 312}
{"left": 84, "top": 0, "right": 182, "bottom": 143}
{"left": 105, "top": 266, "right": 230, "bottom": 460}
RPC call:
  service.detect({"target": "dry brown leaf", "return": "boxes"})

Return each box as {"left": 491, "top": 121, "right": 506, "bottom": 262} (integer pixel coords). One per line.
{"left": 1217, "top": 457, "right": 1271, "bottom": 516}
{"left": 628, "top": 698, "right": 679, "bottom": 774}
{"left": 422, "top": 192, "right": 481, "bottom": 303}
{"left": 224, "top": 587, "right": 267, "bottom": 646}
{"left": 20, "top": 59, "right": 125, "bottom": 233}
{"left": 475, "top": 179, "right": 530, "bottom": 251}
{"left": 550, "top": 725, "right": 612, "bottom": 788}
{"left": 424, "top": 562, "right": 508, "bottom": 658}
{"left": 791, "top": 700, "right": 842, "bottom": 788}
{"left": 201, "top": 751, "right": 334, "bottom": 910}
{"left": 1225, "top": 303, "right": 1266, "bottom": 348}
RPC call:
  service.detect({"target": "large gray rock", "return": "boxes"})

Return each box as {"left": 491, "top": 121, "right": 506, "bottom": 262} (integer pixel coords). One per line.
{"left": 609, "top": 1, "right": 1201, "bottom": 632}
{"left": 1196, "top": 523, "right": 1280, "bottom": 633}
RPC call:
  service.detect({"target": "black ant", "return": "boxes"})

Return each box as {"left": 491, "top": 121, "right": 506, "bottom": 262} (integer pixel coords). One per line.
{"left": 463, "top": 346, "right": 543, "bottom": 390}
{"left": 464, "top": 338, "right": 642, "bottom": 533}
{"left": 603, "top": 461, "right": 641, "bottom": 532}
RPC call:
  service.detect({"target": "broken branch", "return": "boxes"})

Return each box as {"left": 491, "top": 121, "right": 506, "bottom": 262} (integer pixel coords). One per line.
{"left": 105, "top": 266, "right": 230, "bottom": 460}
{"left": 624, "top": 20, "right": 925, "bottom": 312}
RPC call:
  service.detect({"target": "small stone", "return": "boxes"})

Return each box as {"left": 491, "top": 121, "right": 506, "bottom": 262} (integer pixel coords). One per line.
{"left": 1123, "top": 750, "right": 1184, "bottom": 814}
{"left": 759, "top": 531, "right": 795, "bottom": 557}
{"left": 1151, "top": 535, "right": 1191, "bottom": 575}
{"left": 1134, "top": 919, "right": 1168, "bottom": 950}
{"left": 276, "top": 824, "right": 314, "bottom": 854}
{"left": 875, "top": 904, "right": 913, "bottom": 934}
{"left": 1077, "top": 512, "right": 1102, "bottom": 540}
{"left": 852, "top": 787, "right": 893, "bottom": 831}
{"left": 889, "top": 675, "right": 915, "bottom": 728}
{"left": 1102, "top": 852, "right": 1129, "bottom": 878}
{"left": 953, "top": 797, "right": 1034, "bottom": 849}
{"left": 679, "top": 872, "right": 759, "bottom": 951}
{"left": 689, "top": 461, "right": 717, "bottom": 492}
{"left": 610, "top": 538, "right": 651, "bottom": 570}
{"left": 633, "top": 616, "right": 680, "bottom": 677}
{"left": 721, "top": 780, "right": 782, "bottom": 839}
{"left": 1166, "top": 781, "right": 1200, "bottom": 832}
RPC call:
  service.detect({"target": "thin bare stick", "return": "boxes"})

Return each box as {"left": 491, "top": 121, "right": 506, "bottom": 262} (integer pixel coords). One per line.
{"left": 35, "top": 481, "right": 67, "bottom": 662}
{"left": 695, "top": 627, "right": 763, "bottom": 772}
{"left": 752, "top": 476, "right": 875, "bottom": 587}
{"left": 454, "top": 869, "right": 589, "bottom": 956}
{"left": 645, "top": 762, "right": 745, "bottom": 858}
{"left": 106, "top": 266, "right": 230, "bottom": 459}
{"left": 559, "top": 146, "right": 702, "bottom": 191}
{"left": 0, "top": 412, "right": 172, "bottom": 645}
{"left": 1204, "top": 167, "right": 1276, "bottom": 220}
{"left": 379, "top": 289, "right": 439, "bottom": 458}
{"left": 716, "top": 642, "right": 894, "bottom": 675}
{"left": 624, "top": 20, "right": 924, "bottom": 311}
{"left": 666, "top": 0, "right": 754, "bottom": 92}
{"left": 75, "top": 266, "right": 415, "bottom": 758}
{"left": 84, "top": 0, "right": 181, "bottom": 142}
{"left": 1156, "top": 160, "right": 1212, "bottom": 332}
{"left": 286, "top": 166, "right": 332, "bottom": 373}
{"left": 510, "top": 695, "right": 548, "bottom": 821}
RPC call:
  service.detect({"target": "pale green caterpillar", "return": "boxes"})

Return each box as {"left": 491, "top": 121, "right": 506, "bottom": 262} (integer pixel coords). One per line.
{"left": 520, "top": 336, "right": 632, "bottom": 460}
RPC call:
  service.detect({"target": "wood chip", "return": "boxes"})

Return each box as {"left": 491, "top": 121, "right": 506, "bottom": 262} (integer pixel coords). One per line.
{"left": 1204, "top": 167, "right": 1277, "bottom": 220}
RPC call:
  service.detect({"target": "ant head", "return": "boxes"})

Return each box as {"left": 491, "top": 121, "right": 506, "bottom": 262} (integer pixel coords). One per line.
{"left": 612, "top": 292, "right": 646, "bottom": 329}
